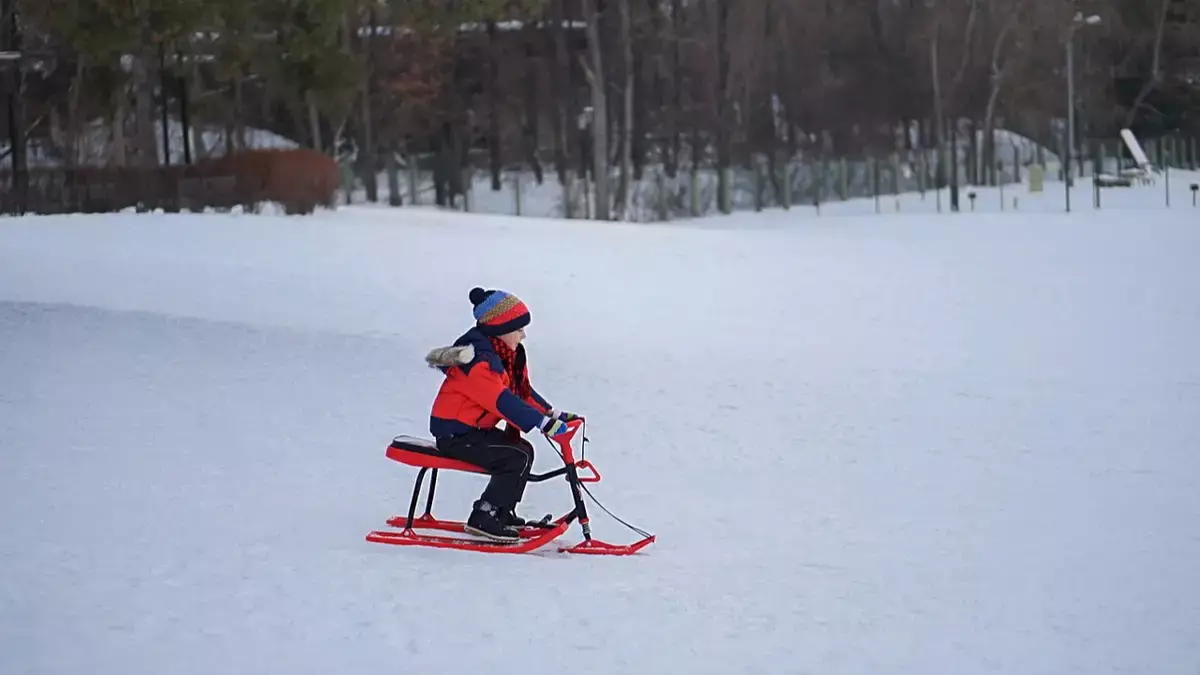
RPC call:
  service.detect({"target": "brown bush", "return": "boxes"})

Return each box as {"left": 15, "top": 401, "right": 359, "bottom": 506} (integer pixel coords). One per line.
{"left": 196, "top": 148, "right": 340, "bottom": 215}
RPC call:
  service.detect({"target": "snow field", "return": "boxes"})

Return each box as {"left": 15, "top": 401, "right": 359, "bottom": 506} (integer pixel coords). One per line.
{"left": 2, "top": 188, "right": 1199, "bottom": 675}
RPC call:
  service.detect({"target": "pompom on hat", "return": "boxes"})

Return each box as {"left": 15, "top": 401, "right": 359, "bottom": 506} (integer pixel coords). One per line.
{"left": 470, "top": 287, "right": 531, "bottom": 336}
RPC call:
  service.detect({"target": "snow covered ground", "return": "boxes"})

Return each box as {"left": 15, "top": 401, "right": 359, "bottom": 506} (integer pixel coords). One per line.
{"left": 2, "top": 178, "right": 1199, "bottom": 675}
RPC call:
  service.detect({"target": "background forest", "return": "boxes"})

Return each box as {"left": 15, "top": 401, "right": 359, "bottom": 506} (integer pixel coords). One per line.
{"left": 1, "top": 0, "right": 1198, "bottom": 217}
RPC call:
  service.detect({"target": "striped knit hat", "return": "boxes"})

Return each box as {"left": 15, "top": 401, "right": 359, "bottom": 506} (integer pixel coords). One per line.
{"left": 470, "top": 287, "right": 531, "bottom": 336}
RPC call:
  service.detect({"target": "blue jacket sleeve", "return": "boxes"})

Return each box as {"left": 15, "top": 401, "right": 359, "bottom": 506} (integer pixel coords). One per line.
{"left": 528, "top": 386, "right": 552, "bottom": 414}
{"left": 497, "top": 389, "right": 548, "bottom": 433}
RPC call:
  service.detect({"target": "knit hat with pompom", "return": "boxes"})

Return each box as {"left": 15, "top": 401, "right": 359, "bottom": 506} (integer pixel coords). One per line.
{"left": 469, "top": 287, "right": 531, "bottom": 336}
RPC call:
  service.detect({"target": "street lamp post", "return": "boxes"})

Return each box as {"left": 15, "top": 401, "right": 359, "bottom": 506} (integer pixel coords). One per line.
{"left": 1065, "top": 12, "right": 1101, "bottom": 213}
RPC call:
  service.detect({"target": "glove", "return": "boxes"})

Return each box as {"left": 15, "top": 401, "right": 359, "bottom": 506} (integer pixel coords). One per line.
{"left": 541, "top": 416, "right": 570, "bottom": 438}
{"left": 550, "top": 407, "right": 584, "bottom": 423}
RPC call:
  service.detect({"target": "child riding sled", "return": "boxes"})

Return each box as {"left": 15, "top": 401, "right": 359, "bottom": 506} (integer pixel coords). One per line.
{"left": 424, "top": 287, "right": 582, "bottom": 542}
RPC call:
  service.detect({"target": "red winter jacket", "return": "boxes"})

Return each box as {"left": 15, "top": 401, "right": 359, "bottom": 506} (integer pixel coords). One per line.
{"left": 427, "top": 328, "right": 552, "bottom": 439}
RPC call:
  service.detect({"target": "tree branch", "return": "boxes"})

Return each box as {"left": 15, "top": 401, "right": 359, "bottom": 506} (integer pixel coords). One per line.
{"left": 1124, "top": 0, "right": 1173, "bottom": 127}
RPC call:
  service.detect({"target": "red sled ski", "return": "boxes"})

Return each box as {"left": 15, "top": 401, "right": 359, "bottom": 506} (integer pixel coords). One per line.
{"left": 365, "top": 418, "right": 655, "bottom": 556}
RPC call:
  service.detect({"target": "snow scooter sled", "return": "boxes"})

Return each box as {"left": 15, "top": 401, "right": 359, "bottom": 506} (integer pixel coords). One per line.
{"left": 365, "top": 418, "right": 655, "bottom": 555}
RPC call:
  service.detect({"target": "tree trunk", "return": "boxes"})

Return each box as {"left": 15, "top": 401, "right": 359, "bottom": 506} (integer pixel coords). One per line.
{"left": 360, "top": 8, "right": 378, "bottom": 202}
{"left": 983, "top": 14, "right": 1017, "bottom": 187}
{"left": 630, "top": 0, "right": 649, "bottom": 182}
{"left": 949, "top": 0, "right": 979, "bottom": 93}
{"left": 669, "top": 0, "right": 682, "bottom": 178}
{"left": 306, "top": 89, "right": 323, "bottom": 152}
{"left": 1123, "top": 0, "right": 1172, "bottom": 129}
{"left": 112, "top": 84, "right": 128, "bottom": 167}
{"left": 522, "top": 30, "right": 543, "bottom": 184}
{"left": 187, "top": 56, "right": 207, "bottom": 160}
{"left": 765, "top": 0, "right": 784, "bottom": 200}
{"left": 358, "top": 94, "right": 377, "bottom": 200}
{"left": 66, "top": 58, "right": 85, "bottom": 166}
{"left": 618, "top": 0, "right": 634, "bottom": 220}
{"left": 233, "top": 73, "right": 247, "bottom": 151}
{"left": 968, "top": 119, "right": 978, "bottom": 184}
{"left": 433, "top": 124, "right": 451, "bottom": 207}
{"left": 930, "top": 22, "right": 947, "bottom": 191}
{"left": 930, "top": 0, "right": 977, "bottom": 198}
{"left": 386, "top": 141, "right": 402, "bottom": 206}
{"left": 549, "top": 0, "right": 571, "bottom": 188}
{"left": 132, "top": 51, "right": 159, "bottom": 167}
{"left": 716, "top": 0, "right": 731, "bottom": 213}
{"left": 486, "top": 20, "right": 502, "bottom": 191}
{"left": 582, "top": 0, "right": 610, "bottom": 220}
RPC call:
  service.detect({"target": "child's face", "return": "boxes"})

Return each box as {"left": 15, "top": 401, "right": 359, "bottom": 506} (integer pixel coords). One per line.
{"left": 499, "top": 327, "right": 525, "bottom": 349}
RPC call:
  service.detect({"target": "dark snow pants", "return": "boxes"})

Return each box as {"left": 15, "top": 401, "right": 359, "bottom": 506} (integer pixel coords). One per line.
{"left": 436, "top": 428, "right": 535, "bottom": 509}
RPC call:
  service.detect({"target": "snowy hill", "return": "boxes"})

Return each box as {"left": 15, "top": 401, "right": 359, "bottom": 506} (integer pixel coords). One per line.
{"left": 2, "top": 182, "right": 1199, "bottom": 675}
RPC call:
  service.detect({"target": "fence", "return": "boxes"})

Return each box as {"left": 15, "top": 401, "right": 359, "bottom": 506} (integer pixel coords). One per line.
{"left": 0, "top": 166, "right": 246, "bottom": 215}
{"left": 342, "top": 130, "right": 1200, "bottom": 221}
{"left": 0, "top": 148, "right": 339, "bottom": 216}
{"left": 6, "top": 130, "right": 1196, "bottom": 219}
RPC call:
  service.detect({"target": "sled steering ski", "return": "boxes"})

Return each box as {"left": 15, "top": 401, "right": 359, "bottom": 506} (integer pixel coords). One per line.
{"left": 365, "top": 418, "right": 655, "bottom": 555}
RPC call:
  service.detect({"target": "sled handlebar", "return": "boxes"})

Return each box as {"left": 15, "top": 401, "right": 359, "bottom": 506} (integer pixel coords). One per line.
{"left": 561, "top": 417, "right": 585, "bottom": 439}
{"left": 548, "top": 420, "right": 599, "bottom": 482}
{"left": 550, "top": 418, "right": 586, "bottom": 460}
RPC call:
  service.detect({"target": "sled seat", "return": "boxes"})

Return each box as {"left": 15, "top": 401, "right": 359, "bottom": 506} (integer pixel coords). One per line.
{"left": 387, "top": 435, "right": 488, "bottom": 474}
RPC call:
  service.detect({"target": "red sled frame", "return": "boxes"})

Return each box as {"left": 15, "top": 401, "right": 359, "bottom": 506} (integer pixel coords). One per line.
{"left": 365, "top": 419, "right": 655, "bottom": 555}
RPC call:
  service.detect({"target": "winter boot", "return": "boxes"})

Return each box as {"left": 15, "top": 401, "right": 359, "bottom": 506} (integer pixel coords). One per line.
{"left": 465, "top": 500, "right": 519, "bottom": 542}
{"left": 499, "top": 507, "right": 528, "bottom": 528}
{"left": 500, "top": 507, "right": 554, "bottom": 530}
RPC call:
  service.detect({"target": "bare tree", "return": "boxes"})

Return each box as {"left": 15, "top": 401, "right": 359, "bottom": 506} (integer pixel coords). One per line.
{"left": 981, "top": 0, "right": 1024, "bottom": 183}
{"left": 715, "top": 0, "right": 731, "bottom": 212}
{"left": 617, "top": 0, "right": 634, "bottom": 220}
{"left": 925, "top": 0, "right": 980, "bottom": 203}
{"left": 13, "top": 0, "right": 1197, "bottom": 219}
{"left": 1124, "top": 0, "right": 1174, "bottom": 127}
{"left": 549, "top": 0, "right": 573, "bottom": 188}
{"left": 581, "top": 0, "right": 610, "bottom": 220}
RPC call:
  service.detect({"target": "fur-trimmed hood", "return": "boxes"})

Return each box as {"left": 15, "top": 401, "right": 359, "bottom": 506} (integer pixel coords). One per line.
{"left": 424, "top": 327, "right": 510, "bottom": 375}
{"left": 425, "top": 343, "right": 475, "bottom": 369}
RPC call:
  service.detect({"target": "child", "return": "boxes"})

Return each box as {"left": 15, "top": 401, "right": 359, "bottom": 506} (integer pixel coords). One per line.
{"left": 424, "top": 287, "right": 582, "bottom": 542}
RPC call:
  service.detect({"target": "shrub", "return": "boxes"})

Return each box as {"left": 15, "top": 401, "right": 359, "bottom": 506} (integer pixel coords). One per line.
{"left": 197, "top": 148, "right": 340, "bottom": 215}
